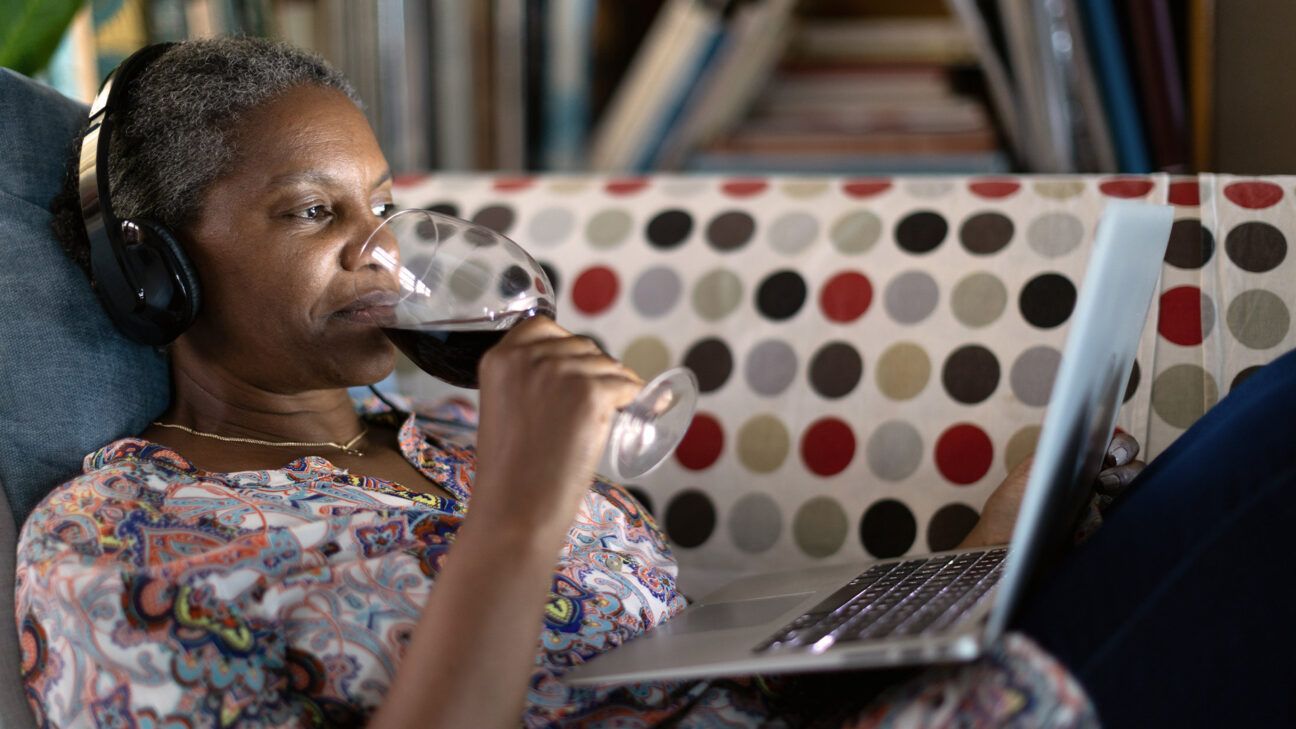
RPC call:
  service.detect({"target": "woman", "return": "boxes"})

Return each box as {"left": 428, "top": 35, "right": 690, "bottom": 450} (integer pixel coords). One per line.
{"left": 19, "top": 37, "right": 1295, "bottom": 728}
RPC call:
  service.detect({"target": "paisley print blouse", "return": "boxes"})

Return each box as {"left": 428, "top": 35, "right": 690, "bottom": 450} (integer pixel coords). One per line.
{"left": 15, "top": 399, "right": 1095, "bottom": 728}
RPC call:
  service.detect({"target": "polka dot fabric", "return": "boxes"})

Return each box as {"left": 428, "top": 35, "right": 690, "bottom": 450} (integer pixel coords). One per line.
{"left": 392, "top": 173, "right": 1296, "bottom": 596}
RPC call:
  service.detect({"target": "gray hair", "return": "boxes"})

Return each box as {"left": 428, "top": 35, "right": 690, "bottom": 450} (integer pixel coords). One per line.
{"left": 54, "top": 35, "right": 360, "bottom": 271}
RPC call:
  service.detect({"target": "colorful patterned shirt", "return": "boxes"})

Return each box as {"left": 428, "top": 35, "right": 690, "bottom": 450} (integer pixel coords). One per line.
{"left": 15, "top": 400, "right": 1096, "bottom": 728}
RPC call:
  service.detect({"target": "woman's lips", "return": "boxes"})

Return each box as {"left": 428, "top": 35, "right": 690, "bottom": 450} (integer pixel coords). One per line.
{"left": 332, "top": 290, "right": 399, "bottom": 326}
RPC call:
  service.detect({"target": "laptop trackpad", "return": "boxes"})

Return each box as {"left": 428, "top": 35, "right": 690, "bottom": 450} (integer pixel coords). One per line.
{"left": 664, "top": 594, "right": 811, "bottom": 635}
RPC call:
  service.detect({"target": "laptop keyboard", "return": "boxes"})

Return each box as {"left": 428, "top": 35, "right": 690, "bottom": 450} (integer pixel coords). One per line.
{"left": 753, "top": 548, "right": 1008, "bottom": 652}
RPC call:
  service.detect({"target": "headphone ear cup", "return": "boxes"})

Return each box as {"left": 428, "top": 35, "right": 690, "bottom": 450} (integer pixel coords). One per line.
{"left": 121, "top": 218, "right": 201, "bottom": 343}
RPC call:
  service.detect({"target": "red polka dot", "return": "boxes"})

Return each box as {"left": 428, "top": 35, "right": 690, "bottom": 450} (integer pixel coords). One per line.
{"left": 968, "top": 178, "right": 1021, "bottom": 199}
{"left": 819, "top": 271, "right": 873, "bottom": 323}
{"left": 800, "top": 418, "right": 856, "bottom": 477}
{"left": 534, "top": 276, "right": 548, "bottom": 296}
{"left": 1098, "top": 177, "right": 1155, "bottom": 198}
{"left": 571, "top": 266, "right": 619, "bottom": 315}
{"left": 676, "top": 412, "right": 724, "bottom": 471}
{"left": 721, "top": 179, "right": 768, "bottom": 197}
{"left": 1158, "top": 286, "right": 1205, "bottom": 346}
{"left": 492, "top": 176, "right": 534, "bottom": 192}
{"left": 1168, "top": 180, "right": 1200, "bottom": 206}
{"left": 842, "top": 179, "right": 893, "bottom": 198}
{"left": 605, "top": 178, "right": 650, "bottom": 196}
{"left": 1223, "top": 181, "right": 1284, "bottom": 209}
{"left": 392, "top": 173, "right": 429, "bottom": 188}
{"left": 935, "top": 424, "right": 993, "bottom": 485}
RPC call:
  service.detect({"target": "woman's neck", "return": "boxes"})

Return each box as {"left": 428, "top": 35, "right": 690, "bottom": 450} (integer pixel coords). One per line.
{"left": 160, "top": 352, "right": 366, "bottom": 445}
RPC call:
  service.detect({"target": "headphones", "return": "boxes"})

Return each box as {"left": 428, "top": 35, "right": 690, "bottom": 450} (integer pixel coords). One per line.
{"left": 79, "top": 42, "right": 201, "bottom": 346}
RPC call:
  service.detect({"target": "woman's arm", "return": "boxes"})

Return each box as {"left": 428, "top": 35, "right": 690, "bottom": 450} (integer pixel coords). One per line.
{"left": 368, "top": 316, "right": 643, "bottom": 729}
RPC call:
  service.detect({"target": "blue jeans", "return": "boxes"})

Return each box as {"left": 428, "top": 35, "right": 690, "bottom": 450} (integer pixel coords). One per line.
{"left": 1013, "top": 346, "right": 1296, "bottom": 727}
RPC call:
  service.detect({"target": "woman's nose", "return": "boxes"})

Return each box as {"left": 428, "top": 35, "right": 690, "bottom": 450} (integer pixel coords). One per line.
{"left": 341, "top": 215, "right": 399, "bottom": 273}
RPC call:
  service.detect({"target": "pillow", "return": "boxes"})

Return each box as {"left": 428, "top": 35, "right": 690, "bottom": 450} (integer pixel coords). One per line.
{"left": 0, "top": 69, "right": 169, "bottom": 526}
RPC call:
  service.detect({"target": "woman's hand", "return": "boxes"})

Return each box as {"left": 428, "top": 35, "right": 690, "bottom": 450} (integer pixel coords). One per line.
{"left": 470, "top": 315, "right": 643, "bottom": 537}
{"left": 958, "top": 431, "right": 1146, "bottom": 549}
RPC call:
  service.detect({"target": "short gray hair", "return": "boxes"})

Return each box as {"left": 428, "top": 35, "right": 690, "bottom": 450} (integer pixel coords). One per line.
{"left": 54, "top": 35, "right": 360, "bottom": 272}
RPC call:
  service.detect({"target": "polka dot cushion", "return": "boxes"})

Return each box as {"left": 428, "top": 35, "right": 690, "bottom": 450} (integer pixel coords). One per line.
{"left": 391, "top": 173, "right": 1296, "bottom": 596}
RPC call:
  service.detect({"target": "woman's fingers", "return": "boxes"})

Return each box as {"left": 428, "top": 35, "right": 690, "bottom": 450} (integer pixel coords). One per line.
{"left": 1103, "top": 431, "right": 1141, "bottom": 468}
{"left": 1096, "top": 460, "right": 1145, "bottom": 495}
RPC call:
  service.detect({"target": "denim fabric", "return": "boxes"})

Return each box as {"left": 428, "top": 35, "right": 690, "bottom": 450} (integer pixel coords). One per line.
{"left": 0, "top": 69, "right": 169, "bottom": 527}
{"left": 1014, "top": 346, "right": 1296, "bottom": 727}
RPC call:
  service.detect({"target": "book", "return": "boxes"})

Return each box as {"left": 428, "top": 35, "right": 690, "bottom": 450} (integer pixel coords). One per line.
{"left": 493, "top": 0, "right": 528, "bottom": 171}
{"left": 1125, "top": 0, "right": 1189, "bottom": 172}
{"left": 1186, "top": 0, "right": 1213, "bottom": 171}
{"left": 998, "top": 0, "right": 1073, "bottom": 172}
{"left": 1078, "top": 0, "right": 1152, "bottom": 172}
{"left": 542, "top": 0, "right": 596, "bottom": 171}
{"left": 587, "top": 0, "right": 732, "bottom": 172}
{"left": 945, "top": 0, "right": 1024, "bottom": 165}
{"left": 1060, "top": 0, "right": 1118, "bottom": 171}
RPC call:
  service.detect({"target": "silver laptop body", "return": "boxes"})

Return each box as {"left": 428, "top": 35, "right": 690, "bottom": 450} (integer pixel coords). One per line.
{"left": 565, "top": 199, "right": 1173, "bottom": 686}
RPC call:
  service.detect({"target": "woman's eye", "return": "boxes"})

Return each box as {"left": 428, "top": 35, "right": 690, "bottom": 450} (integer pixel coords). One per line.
{"left": 373, "top": 202, "right": 396, "bottom": 218}
{"left": 297, "top": 204, "right": 332, "bottom": 221}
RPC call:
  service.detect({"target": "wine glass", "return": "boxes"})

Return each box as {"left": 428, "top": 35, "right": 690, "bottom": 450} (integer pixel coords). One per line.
{"left": 354, "top": 208, "right": 699, "bottom": 482}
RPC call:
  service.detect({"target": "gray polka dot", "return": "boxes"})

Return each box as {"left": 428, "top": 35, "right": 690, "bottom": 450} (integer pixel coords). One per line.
{"left": 1226, "top": 289, "right": 1291, "bottom": 349}
{"left": 951, "top": 272, "right": 1008, "bottom": 328}
{"left": 586, "top": 209, "right": 634, "bottom": 249}
{"left": 1027, "top": 212, "right": 1085, "bottom": 258}
{"left": 449, "top": 259, "right": 491, "bottom": 303}
{"left": 728, "top": 492, "right": 783, "bottom": 554}
{"left": 631, "top": 266, "right": 682, "bottom": 318}
{"left": 1010, "top": 346, "right": 1062, "bottom": 406}
{"left": 745, "top": 339, "right": 798, "bottom": 396}
{"left": 1152, "top": 364, "right": 1219, "bottom": 428}
{"left": 793, "top": 496, "right": 848, "bottom": 558}
{"left": 526, "top": 207, "right": 576, "bottom": 247}
{"left": 830, "top": 210, "right": 883, "bottom": 255}
{"left": 769, "top": 212, "right": 819, "bottom": 255}
{"left": 866, "top": 421, "right": 924, "bottom": 481}
{"left": 692, "top": 268, "right": 744, "bottom": 321}
{"left": 884, "top": 271, "right": 940, "bottom": 324}
{"left": 660, "top": 178, "right": 709, "bottom": 197}
{"left": 904, "top": 179, "right": 956, "bottom": 198}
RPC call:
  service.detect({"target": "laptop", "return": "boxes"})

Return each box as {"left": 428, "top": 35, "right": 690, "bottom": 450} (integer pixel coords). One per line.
{"left": 564, "top": 199, "right": 1174, "bottom": 686}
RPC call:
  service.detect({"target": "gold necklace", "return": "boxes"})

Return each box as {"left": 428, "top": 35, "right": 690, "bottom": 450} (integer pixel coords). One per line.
{"left": 151, "top": 421, "right": 368, "bottom": 457}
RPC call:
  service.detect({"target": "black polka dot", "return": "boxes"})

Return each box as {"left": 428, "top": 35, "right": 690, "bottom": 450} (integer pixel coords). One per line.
{"left": 808, "top": 341, "right": 863, "bottom": 399}
{"left": 1164, "top": 219, "right": 1215, "bottom": 269}
{"left": 859, "top": 499, "right": 916, "bottom": 558}
{"left": 646, "top": 209, "right": 694, "bottom": 250}
{"left": 959, "top": 212, "right": 1014, "bottom": 255}
{"left": 895, "top": 210, "right": 948, "bottom": 254}
{"left": 756, "top": 270, "right": 807, "bottom": 321}
{"left": 1225, "top": 222, "right": 1287, "bottom": 273}
{"left": 665, "top": 489, "right": 716, "bottom": 548}
{"left": 625, "top": 486, "right": 655, "bottom": 516}
{"left": 927, "top": 503, "right": 980, "bottom": 552}
{"left": 1231, "top": 365, "right": 1264, "bottom": 393}
{"left": 706, "top": 211, "right": 756, "bottom": 252}
{"left": 682, "top": 338, "right": 734, "bottom": 393}
{"left": 471, "top": 204, "right": 515, "bottom": 234}
{"left": 1019, "top": 273, "right": 1076, "bottom": 329}
{"left": 497, "top": 265, "right": 531, "bottom": 298}
{"left": 538, "top": 261, "right": 560, "bottom": 298}
{"left": 463, "top": 226, "right": 499, "bottom": 247}
{"left": 422, "top": 201, "right": 459, "bottom": 217}
{"left": 1124, "top": 359, "right": 1140, "bottom": 403}
{"left": 942, "top": 345, "right": 1001, "bottom": 404}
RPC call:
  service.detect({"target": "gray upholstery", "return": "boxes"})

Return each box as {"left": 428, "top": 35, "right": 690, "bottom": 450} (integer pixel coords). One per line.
{"left": 0, "top": 68, "right": 170, "bottom": 727}
{"left": 0, "top": 68, "right": 170, "bottom": 527}
{"left": 0, "top": 479, "right": 34, "bottom": 729}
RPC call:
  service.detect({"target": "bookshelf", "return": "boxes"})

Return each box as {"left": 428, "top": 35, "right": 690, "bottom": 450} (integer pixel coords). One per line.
{"left": 31, "top": 0, "right": 1296, "bottom": 175}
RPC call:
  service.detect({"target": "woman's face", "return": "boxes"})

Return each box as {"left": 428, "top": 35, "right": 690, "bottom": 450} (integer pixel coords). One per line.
{"left": 178, "top": 84, "right": 397, "bottom": 391}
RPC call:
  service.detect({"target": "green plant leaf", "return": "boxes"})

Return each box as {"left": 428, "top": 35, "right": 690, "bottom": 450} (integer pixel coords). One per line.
{"left": 0, "top": 0, "right": 88, "bottom": 76}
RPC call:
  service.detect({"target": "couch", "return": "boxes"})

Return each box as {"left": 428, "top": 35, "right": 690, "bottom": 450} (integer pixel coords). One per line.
{"left": 388, "top": 172, "right": 1296, "bottom": 596}
{"left": 2, "top": 62, "right": 1295, "bottom": 727}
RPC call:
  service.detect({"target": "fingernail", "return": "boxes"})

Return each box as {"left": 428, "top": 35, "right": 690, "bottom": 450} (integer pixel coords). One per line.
{"left": 1098, "top": 473, "right": 1121, "bottom": 491}
{"left": 1112, "top": 446, "right": 1129, "bottom": 464}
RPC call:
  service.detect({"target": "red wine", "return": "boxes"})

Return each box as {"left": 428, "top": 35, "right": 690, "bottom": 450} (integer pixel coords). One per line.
{"left": 383, "top": 309, "right": 551, "bottom": 389}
